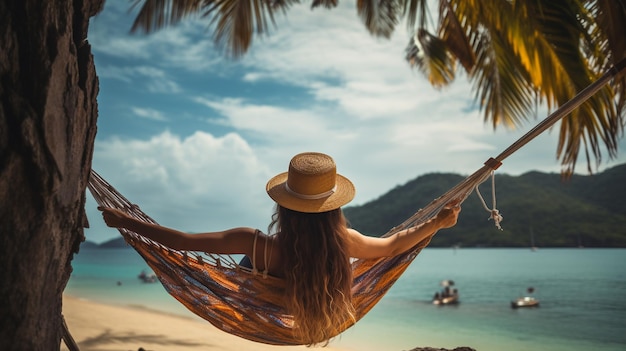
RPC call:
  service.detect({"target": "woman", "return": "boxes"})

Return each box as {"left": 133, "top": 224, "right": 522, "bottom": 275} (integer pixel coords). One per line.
{"left": 98, "top": 152, "right": 460, "bottom": 346}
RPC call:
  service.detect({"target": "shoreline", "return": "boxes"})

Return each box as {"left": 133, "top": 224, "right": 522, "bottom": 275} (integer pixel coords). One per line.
{"left": 61, "top": 295, "right": 346, "bottom": 351}
{"left": 61, "top": 294, "right": 477, "bottom": 351}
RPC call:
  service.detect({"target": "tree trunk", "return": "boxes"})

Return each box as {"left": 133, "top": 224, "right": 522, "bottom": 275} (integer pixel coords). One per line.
{"left": 0, "top": 0, "right": 103, "bottom": 349}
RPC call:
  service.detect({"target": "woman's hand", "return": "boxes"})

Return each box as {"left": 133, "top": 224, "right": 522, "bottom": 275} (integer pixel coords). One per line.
{"left": 435, "top": 203, "right": 461, "bottom": 229}
{"left": 98, "top": 206, "right": 132, "bottom": 228}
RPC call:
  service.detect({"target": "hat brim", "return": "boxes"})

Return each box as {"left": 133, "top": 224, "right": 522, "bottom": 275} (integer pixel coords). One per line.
{"left": 266, "top": 172, "right": 355, "bottom": 213}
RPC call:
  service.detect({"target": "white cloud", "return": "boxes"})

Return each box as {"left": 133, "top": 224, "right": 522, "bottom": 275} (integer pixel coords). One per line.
{"left": 194, "top": 97, "right": 340, "bottom": 141}
{"left": 87, "top": 131, "right": 276, "bottom": 240}
{"left": 131, "top": 107, "right": 169, "bottom": 121}
{"left": 96, "top": 65, "right": 181, "bottom": 93}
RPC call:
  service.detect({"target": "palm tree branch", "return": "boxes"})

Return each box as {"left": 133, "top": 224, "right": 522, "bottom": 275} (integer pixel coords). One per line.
{"left": 452, "top": 0, "right": 535, "bottom": 128}
{"left": 401, "top": 0, "right": 429, "bottom": 32}
{"left": 437, "top": 0, "right": 475, "bottom": 72}
{"left": 522, "top": 1, "right": 621, "bottom": 173}
{"left": 410, "top": 29, "right": 455, "bottom": 87}
{"left": 473, "top": 30, "right": 536, "bottom": 129}
{"left": 130, "top": 0, "right": 205, "bottom": 33}
{"left": 356, "top": 0, "right": 401, "bottom": 38}
{"left": 130, "top": 0, "right": 296, "bottom": 58}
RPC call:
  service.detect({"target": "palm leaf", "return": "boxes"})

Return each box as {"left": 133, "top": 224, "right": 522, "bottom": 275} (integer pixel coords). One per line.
{"left": 470, "top": 29, "right": 536, "bottom": 129}
{"left": 590, "top": 0, "right": 626, "bottom": 120}
{"left": 311, "top": 0, "right": 338, "bottom": 9}
{"left": 356, "top": 0, "right": 401, "bottom": 38}
{"left": 401, "top": 0, "right": 429, "bottom": 31}
{"left": 437, "top": 0, "right": 475, "bottom": 72}
{"left": 130, "top": 0, "right": 296, "bottom": 58}
{"left": 522, "top": 1, "right": 620, "bottom": 174}
{"left": 406, "top": 29, "right": 455, "bottom": 88}
{"left": 130, "top": 0, "right": 204, "bottom": 32}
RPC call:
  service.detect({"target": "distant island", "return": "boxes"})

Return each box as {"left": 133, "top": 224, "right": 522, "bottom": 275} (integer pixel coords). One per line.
{"left": 83, "top": 236, "right": 129, "bottom": 249}
{"left": 344, "top": 163, "right": 626, "bottom": 248}
{"left": 85, "top": 163, "right": 626, "bottom": 249}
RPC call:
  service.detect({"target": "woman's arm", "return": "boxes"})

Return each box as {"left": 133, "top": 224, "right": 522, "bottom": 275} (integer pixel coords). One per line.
{"left": 347, "top": 205, "right": 461, "bottom": 259}
{"left": 97, "top": 206, "right": 257, "bottom": 254}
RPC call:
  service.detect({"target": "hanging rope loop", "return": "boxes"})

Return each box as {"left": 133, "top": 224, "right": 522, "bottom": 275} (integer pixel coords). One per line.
{"left": 474, "top": 170, "right": 503, "bottom": 230}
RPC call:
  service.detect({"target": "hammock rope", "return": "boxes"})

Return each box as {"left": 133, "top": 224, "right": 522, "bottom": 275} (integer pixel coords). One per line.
{"left": 87, "top": 59, "right": 625, "bottom": 346}
{"left": 474, "top": 171, "right": 503, "bottom": 230}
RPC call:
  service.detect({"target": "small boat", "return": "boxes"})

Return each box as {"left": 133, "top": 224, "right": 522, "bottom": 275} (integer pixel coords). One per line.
{"left": 511, "top": 286, "right": 539, "bottom": 309}
{"left": 432, "top": 279, "right": 459, "bottom": 305}
{"left": 433, "top": 294, "right": 459, "bottom": 305}
{"left": 138, "top": 269, "right": 158, "bottom": 283}
{"left": 511, "top": 296, "right": 540, "bottom": 309}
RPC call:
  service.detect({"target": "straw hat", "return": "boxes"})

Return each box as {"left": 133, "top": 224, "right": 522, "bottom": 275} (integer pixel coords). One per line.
{"left": 266, "top": 152, "right": 355, "bottom": 213}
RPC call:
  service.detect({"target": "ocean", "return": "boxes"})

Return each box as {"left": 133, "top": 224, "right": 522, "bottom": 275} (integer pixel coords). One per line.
{"left": 66, "top": 247, "right": 626, "bottom": 351}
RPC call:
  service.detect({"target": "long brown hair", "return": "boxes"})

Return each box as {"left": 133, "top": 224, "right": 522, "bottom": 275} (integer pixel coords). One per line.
{"left": 269, "top": 205, "right": 356, "bottom": 346}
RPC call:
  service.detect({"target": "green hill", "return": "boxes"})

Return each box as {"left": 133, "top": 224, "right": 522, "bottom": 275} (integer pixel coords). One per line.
{"left": 343, "top": 163, "right": 626, "bottom": 248}
{"left": 97, "top": 237, "right": 129, "bottom": 248}
{"left": 81, "top": 236, "right": 128, "bottom": 249}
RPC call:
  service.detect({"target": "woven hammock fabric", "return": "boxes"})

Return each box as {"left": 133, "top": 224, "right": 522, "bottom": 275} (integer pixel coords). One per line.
{"left": 87, "top": 167, "right": 491, "bottom": 345}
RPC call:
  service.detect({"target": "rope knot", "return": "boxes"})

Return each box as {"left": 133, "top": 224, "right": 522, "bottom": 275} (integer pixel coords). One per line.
{"left": 489, "top": 209, "right": 503, "bottom": 231}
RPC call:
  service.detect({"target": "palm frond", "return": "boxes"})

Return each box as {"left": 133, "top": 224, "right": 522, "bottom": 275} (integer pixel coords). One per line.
{"left": 401, "top": 0, "right": 429, "bottom": 32}
{"left": 451, "top": 0, "right": 536, "bottom": 128}
{"left": 590, "top": 0, "right": 626, "bottom": 119}
{"left": 356, "top": 0, "right": 401, "bottom": 38}
{"left": 311, "top": 0, "right": 338, "bottom": 9}
{"left": 435, "top": 0, "right": 623, "bottom": 173}
{"left": 471, "top": 30, "right": 535, "bottom": 129}
{"left": 130, "top": 0, "right": 204, "bottom": 33}
{"left": 523, "top": 1, "right": 621, "bottom": 174}
{"left": 437, "top": 0, "right": 475, "bottom": 72}
{"left": 405, "top": 29, "right": 455, "bottom": 88}
{"left": 130, "top": 0, "right": 297, "bottom": 58}
{"left": 591, "top": 0, "right": 626, "bottom": 65}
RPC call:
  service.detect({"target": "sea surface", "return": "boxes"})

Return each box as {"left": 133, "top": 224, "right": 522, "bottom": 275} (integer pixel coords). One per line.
{"left": 66, "top": 247, "right": 626, "bottom": 351}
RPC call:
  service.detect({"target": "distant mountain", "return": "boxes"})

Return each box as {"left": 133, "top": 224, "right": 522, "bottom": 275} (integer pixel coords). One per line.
{"left": 81, "top": 236, "right": 129, "bottom": 249}
{"left": 80, "top": 240, "right": 100, "bottom": 249}
{"left": 343, "top": 163, "right": 626, "bottom": 248}
{"left": 98, "top": 237, "right": 129, "bottom": 248}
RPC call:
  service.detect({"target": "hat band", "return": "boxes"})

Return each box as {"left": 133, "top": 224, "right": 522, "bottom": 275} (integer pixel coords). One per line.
{"left": 285, "top": 183, "right": 337, "bottom": 200}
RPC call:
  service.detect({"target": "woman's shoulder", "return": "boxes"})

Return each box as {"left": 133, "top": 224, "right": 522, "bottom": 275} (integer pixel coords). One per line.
{"left": 346, "top": 227, "right": 364, "bottom": 237}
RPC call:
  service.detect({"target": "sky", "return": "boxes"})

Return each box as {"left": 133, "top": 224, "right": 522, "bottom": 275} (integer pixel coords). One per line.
{"left": 84, "top": 1, "right": 626, "bottom": 243}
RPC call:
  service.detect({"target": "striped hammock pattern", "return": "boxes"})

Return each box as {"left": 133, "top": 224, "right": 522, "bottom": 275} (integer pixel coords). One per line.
{"left": 87, "top": 168, "right": 490, "bottom": 345}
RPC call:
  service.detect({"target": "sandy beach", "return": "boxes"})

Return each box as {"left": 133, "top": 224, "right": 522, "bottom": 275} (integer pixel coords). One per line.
{"left": 61, "top": 295, "right": 346, "bottom": 351}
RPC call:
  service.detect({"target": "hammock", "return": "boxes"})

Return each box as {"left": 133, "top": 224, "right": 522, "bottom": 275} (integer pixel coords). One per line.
{"left": 88, "top": 170, "right": 478, "bottom": 345}
{"left": 86, "top": 60, "right": 625, "bottom": 346}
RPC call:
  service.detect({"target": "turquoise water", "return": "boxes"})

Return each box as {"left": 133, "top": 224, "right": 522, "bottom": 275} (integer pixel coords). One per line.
{"left": 66, "top": 247, "right": 626, "bottom": 351}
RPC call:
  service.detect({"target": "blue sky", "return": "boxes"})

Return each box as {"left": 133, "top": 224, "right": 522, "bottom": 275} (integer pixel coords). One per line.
{"left": 85, "top": 1, "right": 626, "bottom": 243}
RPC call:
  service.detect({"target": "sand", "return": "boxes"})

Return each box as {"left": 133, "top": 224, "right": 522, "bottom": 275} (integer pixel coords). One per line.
{"left": 61, "top": 295, "right": 346, "bottom": 351}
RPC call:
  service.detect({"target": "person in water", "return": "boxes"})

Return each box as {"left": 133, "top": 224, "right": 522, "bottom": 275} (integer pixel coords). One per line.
{"left": 98, "top": 151, "right": 461, "bottom": 345}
